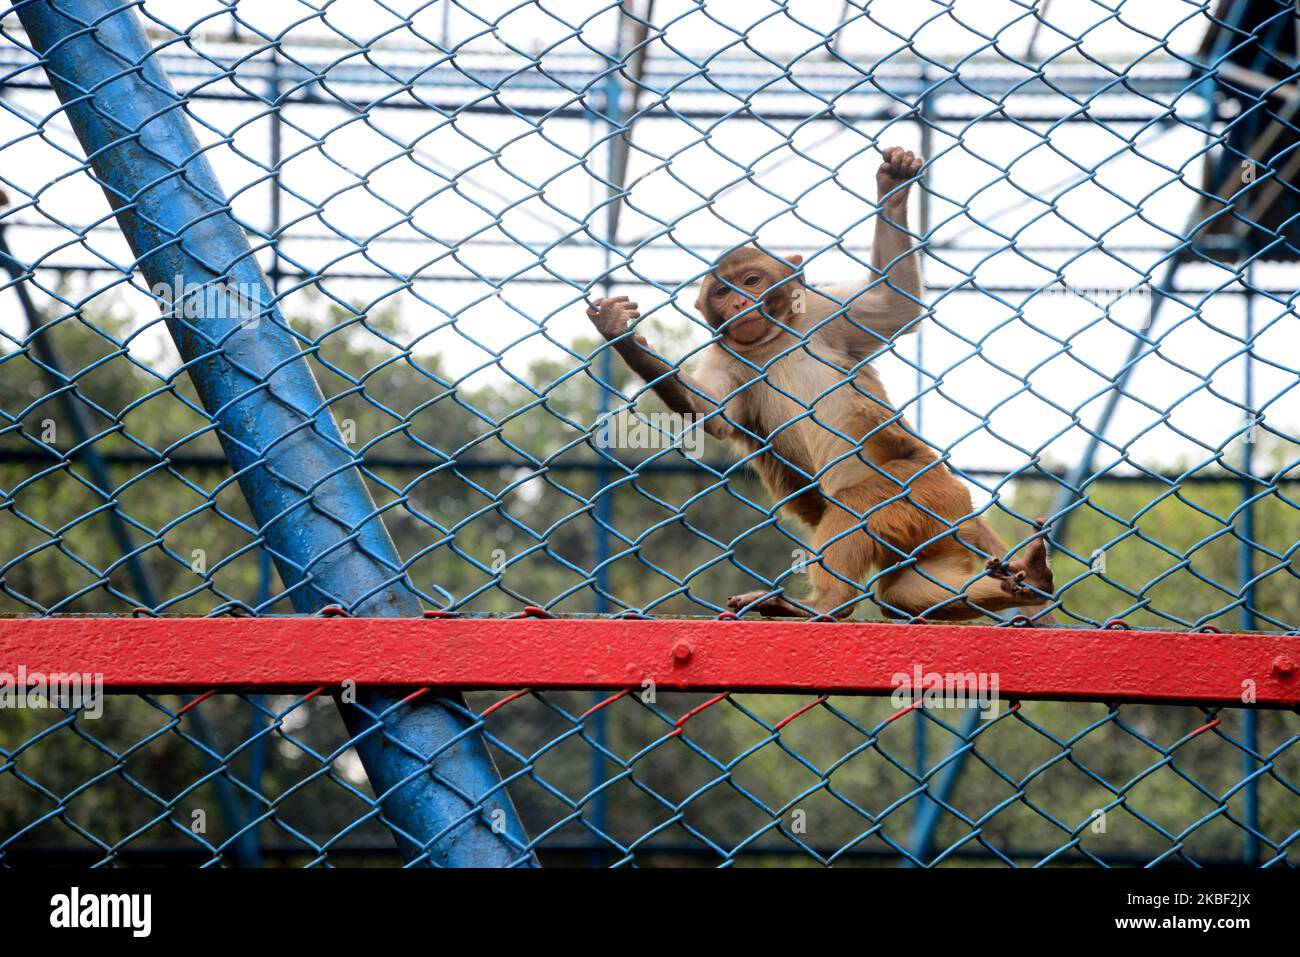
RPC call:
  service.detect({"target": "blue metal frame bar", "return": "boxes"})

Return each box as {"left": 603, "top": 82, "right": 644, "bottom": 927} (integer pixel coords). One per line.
{"left": 908, "top": 709, "right": 983, "bottom": 865}
{"left": 1240, "top": 264, "right": 1259, "bottom": 864}
{"left": 1045, "top": 0, "right": 1267, "bottom": 551}
{"left": 15, "top": 0, "right": 532, "bottom": 867}
{"left": 0, "top": 447, "right": 1288, "bottom": 485}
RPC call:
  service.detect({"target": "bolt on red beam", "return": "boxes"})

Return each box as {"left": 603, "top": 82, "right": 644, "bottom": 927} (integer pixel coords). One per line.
{"left": 1, "top": 617, "right": 1297, "bottom": 708}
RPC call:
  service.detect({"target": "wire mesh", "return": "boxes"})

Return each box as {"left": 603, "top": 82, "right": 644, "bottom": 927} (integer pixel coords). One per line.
{"left": 2, "top": 688, "right": 1295, "bottom": 867}
{"left": 0, "top": 0, "right": 1297, "bottom": 866}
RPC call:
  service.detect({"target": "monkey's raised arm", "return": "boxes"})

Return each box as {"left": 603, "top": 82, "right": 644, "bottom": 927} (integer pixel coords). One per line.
{"left": 817, "top": 147, "right": 926, "bottom": 356}
{"left": 586, "top": 296, "right": 734, "bottom": 440}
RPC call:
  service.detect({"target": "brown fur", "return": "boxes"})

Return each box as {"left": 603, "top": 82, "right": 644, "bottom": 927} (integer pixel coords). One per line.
{"left": 585, "top": 147, "right": 1054, "bottom": 621}
{"left": 712, "top": 295, "right": 1053, "bottom": 620}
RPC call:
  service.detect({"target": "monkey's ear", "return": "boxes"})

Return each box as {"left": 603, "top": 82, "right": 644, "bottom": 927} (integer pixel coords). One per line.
{"left": 787, "top": 254, "right": 804, "bottom": 268}
{"left": 693, "top": 276, "right": 710, "bottom": 316}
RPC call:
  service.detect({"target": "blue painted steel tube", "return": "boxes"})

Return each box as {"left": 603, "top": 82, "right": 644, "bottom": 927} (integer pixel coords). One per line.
{"left": 18, "top": 0, "right": 532, "bottom": 866}
{"left": 1046, "top": 6, "right": 1240, "bottom": 550}
{"left": 907, "top": 708, "right": 980, "bottom": 865}
{"left": 1239, "top": 268, "right": 1259, "bottom": 864}
{"left": 583, "top": 49, "right": 625, "bottom": 868}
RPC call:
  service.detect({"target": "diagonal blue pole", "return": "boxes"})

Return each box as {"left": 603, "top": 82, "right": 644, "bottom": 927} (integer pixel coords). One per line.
{"left": 1045, "top": 1, "right": 1242, "bottom": 551}
{"left": 17, "top": 0, "right": 533, "bottom": 866}
{"left": 907, "top": 708, "right": 980, "bottom": 866}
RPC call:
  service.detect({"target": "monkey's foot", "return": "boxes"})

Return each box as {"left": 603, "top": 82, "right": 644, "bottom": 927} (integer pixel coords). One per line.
{"left": 984, "top": 520, "right": 1054, "bottom": 602}
{"left": 726, "top": 591, "right": 808, "bottom": 618}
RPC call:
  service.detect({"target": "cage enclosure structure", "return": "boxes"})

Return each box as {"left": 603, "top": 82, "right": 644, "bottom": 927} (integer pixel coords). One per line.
{"left": 0, "top": 0, "right": 1296, "bottom": 867}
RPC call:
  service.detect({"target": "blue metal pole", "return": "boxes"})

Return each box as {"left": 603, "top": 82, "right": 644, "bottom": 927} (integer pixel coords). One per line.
{"left": 583, "top": 29, "right": 628, "bottom": 866}
{"left": 907, "top": 708, "right": 980, "bottom": 865}
{"left": 912, "top": 69, "right": 935, "bottom": 845}
{"left": 1046, "top": 18, "right": 1235, "bottom": 550}
{"left": 1225, "top": 4, "right": 1282, "bottom": 868}
{"left": 1239, "top": 265, "right": 1258, "bottom": 864}
{"left": 18, "top": 0, "right": 532, "bottom": 866}
{"left": 587, "top": 350, "right": 613, "bottom": 868}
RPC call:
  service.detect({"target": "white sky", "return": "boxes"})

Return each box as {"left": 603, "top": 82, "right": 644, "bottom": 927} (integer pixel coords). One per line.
{"left": 1, "top": 0, "right": 1296, "bottom": 484}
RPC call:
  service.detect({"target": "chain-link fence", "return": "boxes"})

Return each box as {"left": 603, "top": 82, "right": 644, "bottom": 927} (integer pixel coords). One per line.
{"left": 0, "top": 0, "right": 1296, "bottom": 866}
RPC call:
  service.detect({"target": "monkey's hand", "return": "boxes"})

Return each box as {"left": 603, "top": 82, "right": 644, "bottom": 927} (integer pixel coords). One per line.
{"left": 876, "top": 146, "right": 923, "bottom": 209}
{"left": 586, "top": 295, "right": 642, "bottom": 342}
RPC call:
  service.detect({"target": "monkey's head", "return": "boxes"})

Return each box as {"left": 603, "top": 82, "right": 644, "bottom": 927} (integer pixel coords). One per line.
{"left": 694, "top": 247, "right": 804, "bottom": 348}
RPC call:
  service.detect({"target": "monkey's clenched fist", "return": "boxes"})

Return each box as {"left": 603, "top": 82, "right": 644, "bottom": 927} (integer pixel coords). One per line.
{"left": 877, "top": 146, "right": 922, "bottom": 208}
{"left": 586, "top": 295, "right": 641, "bottom": 341}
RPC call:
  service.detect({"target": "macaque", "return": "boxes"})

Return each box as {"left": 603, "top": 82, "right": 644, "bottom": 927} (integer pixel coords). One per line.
{"left": 585, "top": 147, "right": 1053, "bottom": 621}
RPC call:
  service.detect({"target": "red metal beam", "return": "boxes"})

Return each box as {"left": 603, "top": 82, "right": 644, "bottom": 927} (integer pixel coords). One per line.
{"left": 0, "top": 616, "right": 1296, "bottom": 706}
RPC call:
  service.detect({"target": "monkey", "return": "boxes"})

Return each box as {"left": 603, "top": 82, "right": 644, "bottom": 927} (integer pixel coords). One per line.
{"left": 585, "top": 146, "right": 1053, "bottom": 621}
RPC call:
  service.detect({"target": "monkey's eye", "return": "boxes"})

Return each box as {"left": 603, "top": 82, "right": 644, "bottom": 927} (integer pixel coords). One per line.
{"left": 743, "top": 274, "right": 761, "bottom": 286}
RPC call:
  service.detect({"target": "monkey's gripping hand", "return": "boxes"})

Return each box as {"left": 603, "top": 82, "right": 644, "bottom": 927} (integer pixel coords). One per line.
{"left": 583, "top": 294, "right": 734, "bottom": 441}
{"left": 876, "top": 146, "right": 923, "bottom": 209}
{"left": 586, "top": 295, "right": 642, "bottom": 342}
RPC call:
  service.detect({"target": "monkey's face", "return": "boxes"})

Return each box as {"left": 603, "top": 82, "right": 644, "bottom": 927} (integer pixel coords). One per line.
{"left": 696, "top": 250, "right": 802, "bottom": 349}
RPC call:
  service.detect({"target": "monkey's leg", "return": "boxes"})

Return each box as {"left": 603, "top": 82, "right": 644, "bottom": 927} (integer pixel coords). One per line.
{"left": 878, "top": 547, "right": 1052, "bottom": 621}
{"left": 747, "top": 471, "right": 965, "bottom": 620}
{"left": 797, "top": 494, "right": 880, "bottom": 618}
{"left": 962, "top": 515, "right": 1010, "bottom": 563}
{"left": 847, "top": 464, "right": 1050, "bottom": 621}
{"left": 727, "top": 490, "right": 877, "bottom": 619}
{"left": 957, "top": 515, "right": 1057, "bottom": 623}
